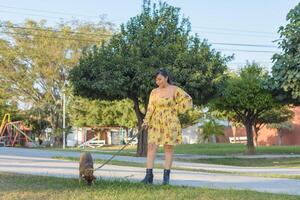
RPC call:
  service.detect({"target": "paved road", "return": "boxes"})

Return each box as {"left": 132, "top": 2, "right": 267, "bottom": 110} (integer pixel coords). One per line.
{"left": 1, "top": 147, "right": 300, "bottom": 196}
{"left": 1, "top": 147, "right": 300, "bottom": 175}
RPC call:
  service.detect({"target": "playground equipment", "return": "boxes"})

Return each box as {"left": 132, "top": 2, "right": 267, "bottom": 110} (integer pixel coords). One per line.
{"left": 0, "top": 113, "right": 36, "bottom": 147}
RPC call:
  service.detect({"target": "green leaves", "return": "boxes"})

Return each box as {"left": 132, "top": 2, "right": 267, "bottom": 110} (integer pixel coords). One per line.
{"left": 272, "top": 2, "right": 300, "bottom": 103}
{"left": 178, "top": 107, "right": 203, "bottom": 128}
{"left": 214, "top": 63, "right": 277, "bottom": 124}
{"left": 200, "top": 119, "right": 225, "bottom": 141}
{"left": 0, "top": 19, "right": 112, "bottom": 135}
{"left": 69, "top": 97, "right": 137, "bottom": 128}
{"left": 211, "top": 63, "right": 285, "bottom": 152}
{"left": 70, "top": 1, "right": 230, "bottom": 109}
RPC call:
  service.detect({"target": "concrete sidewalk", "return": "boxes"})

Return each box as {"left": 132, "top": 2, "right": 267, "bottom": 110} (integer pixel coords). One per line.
{"left": 67, "top": 148, "right": 300, "bottom": 159}
{"left": 1, "top": 147, "right": 300, "bottom": 175}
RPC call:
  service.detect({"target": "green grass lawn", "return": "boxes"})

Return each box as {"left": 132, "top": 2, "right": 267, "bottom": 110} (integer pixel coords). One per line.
{"left": 178, "top": 157, "right": 300, "bottom": 168}
{"left": 0, "top": 172, "right": 299, "bottom": 200}
{"left": 41, "top": 143, "right": 300, "bottom": 156}
{"left": 39, "top": 147, "right": 136, "bottom": 156}
{"left": 53, "top": 156, "right": 148, "bottom": 168}
{"left": 55, "top": 155, "right": 300, "bottom": 169}
{"left": 165, "top": 143, "right": 300, "bottom": 155}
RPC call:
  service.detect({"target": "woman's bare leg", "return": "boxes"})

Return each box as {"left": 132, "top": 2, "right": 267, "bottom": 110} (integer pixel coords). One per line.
{"left": 147, "top": 143, "right": 158, "bottom": 168}
{"left": 164, "top": 145, "right": 174, "bottom": 169}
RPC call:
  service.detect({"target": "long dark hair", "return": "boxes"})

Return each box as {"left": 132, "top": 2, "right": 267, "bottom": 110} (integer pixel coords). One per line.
{"left": 155, "top": 68, "right": 172, "bottom": 84}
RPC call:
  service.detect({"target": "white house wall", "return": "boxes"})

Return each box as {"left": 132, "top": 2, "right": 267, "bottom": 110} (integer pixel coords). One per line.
{"left": 182, "top": 124, "right": 199, "bottom": 144}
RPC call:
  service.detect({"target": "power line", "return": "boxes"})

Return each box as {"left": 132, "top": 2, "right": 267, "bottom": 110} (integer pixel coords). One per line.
{"left": 229, "top": 61, "right": 273, "bottom": 65}
{"left": 0, "top": 31, "right": 280, "bottom": 54}
{"left": 0, "top": 5, "right": 280, "bottom": 40}
{"left": 0, "top": 30, "right": 103, "bottom": 43}
{"left": 0, "top": 32, "right": 281, "bottom": 53}
{"left": 211, "top": 42, "right": 277, "bottom": 48}
{"left": 0, "top": 5, "right": 98, "bottom": 18}
{"left": 0, "top": 9, "right": 65, "bottom": 20}
{"left": 0, "top": 24, "right": 112, "bottom": 37}
{"left": 0, "top": 47, "right": 280, "bottom": 54}
{"left": 0, "top": 14, "right": 278, "bottom": 39}
{"left": 1, "top": 24, "right": 280, "bottom": 49}
{"left": 193, "top": 26, "right": 277, "bottom": 36}
{"left": 0, "top": 4, "right": 280, "bottom": 37}
{"left": 0, "top": 47, "right": 275, "bottom": 65}
{"left": 215, "top": 48, "right": 280, "bottom": 53}
{"left": 195, "top": 30, "right": 277, "bottom": 39}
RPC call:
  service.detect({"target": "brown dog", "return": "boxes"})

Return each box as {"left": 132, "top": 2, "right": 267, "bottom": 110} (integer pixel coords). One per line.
{"left": 79, "top": 152, "right": 96, "bottom": 185}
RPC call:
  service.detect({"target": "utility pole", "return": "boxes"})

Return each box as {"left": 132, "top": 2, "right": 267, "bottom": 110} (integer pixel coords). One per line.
{"left": 63, "top": 90, "right": 66, "bottom": 149}
{"left": 62, "top": 67, "right": 67, "bottom": 150}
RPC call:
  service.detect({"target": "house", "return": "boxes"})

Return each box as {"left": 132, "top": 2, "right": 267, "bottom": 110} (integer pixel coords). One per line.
{"left": 182, "top": 123, "right": 199, "bottom": 144}
{"left": 224, "top": 106, "right": 300, "bottom": 146}
{"left": 67, "top": 126, "right": 134, "bottom": 147}
{"left": 182, "top": 119, "right": 229, "bottom": 144}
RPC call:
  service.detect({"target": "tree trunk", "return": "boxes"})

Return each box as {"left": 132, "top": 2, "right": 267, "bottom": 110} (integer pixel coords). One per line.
{"left": 277, "top": 130, "right": 283, "bottom": 146}
{"left": 49, "top": 107, "right": 63, "bottom": 147}
{"left": 253, "top": 126, "right": 258, "bottom": 147}
{"left": 132, "top": 96, "right": 147, "bottom": 157}
{"left": 233, "top": 125, "right": 236, "bottom": 143}
{"left": 244, "top": 121, "right": 255, "bottom": 155}
{"left": 137, "top": 128, "right": 148, "bottom": 157}
{"left": 230, "top": 121, "right": 236, "bottom": 143}
{"left": 254, "top": 133, "right": 258, "bottom": 147}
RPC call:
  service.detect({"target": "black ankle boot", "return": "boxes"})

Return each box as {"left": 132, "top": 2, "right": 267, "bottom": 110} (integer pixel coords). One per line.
{"left": 141, "top": 168, "right": 153, "bottom": 184}
{"left": 162, "top": 169, "right": 170, "bottom": 185}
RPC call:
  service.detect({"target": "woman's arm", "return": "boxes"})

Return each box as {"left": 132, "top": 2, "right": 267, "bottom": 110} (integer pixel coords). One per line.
{"left": 143, "top": 89, "right": 156, "bottom": 126}
{"left": 175, "top": 87, "right": 193, "bottom": 114}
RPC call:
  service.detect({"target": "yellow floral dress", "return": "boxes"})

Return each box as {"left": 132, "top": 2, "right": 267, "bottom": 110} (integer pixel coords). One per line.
{"left": 143, "top": 86, "right": 193, "bottom": 146}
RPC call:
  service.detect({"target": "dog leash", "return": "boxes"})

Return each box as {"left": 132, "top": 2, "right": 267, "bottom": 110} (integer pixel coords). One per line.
{"left": 94, "top": 127, "right": 145, "bottom": 171}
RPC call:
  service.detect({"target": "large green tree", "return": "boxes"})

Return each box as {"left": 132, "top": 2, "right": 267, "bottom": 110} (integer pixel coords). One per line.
{"left": 0, "top": 88, "right": 21, "bottom": 121}
{"left": 253, "top": 105, "right": 294, "bottom": 146}
{"left": 70, "top": 0, "right": 231, "bottom": 156}
{"left": 0, "top": 19, "right": 112, "bottom": 145}
{"left": 69, "top": 97, "right": 137, "bottom": 128}
{"left": 212, "top": 63, "right": 284, "bottom": 154}
{"left": 272, "top": 3, "right": 300, "bottom": 103}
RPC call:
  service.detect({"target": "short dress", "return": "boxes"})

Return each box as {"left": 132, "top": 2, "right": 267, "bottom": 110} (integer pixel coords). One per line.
{"left": 143, "top": 86, "right": 193, "bottom": 146}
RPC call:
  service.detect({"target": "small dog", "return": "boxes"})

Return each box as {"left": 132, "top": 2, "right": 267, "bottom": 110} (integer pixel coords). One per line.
{"left": 79, "top": 152, "right": 96, "bottom": 185}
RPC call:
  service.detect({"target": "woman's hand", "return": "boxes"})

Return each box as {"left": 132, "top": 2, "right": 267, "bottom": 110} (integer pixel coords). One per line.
{"left": 142, "top": 122, "right": 148, "bottom": 129}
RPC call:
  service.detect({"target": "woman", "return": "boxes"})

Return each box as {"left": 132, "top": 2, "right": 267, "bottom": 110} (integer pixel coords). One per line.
{"left": 141, "top": 68, "right": 193, "bottom": 185}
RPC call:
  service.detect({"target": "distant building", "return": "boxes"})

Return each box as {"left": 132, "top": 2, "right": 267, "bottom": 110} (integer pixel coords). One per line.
{"left": 182, "top": 124, "right": 199, "bottom": 144}
{"left": 67, "top": 126, "right": 134, "bottom": 147}
{"left": 182, "top": 119, "right": 230, "bottom": 144}
{"left": 224, "top": 106, "right": 300, "bottom": 146}
{"left": 66, "top": 106, "right": 300, "bottom": 147}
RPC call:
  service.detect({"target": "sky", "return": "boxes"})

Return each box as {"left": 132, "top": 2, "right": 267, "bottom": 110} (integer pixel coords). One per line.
{"left": 0, "top": 0, "right": 298, "bottom": 71}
